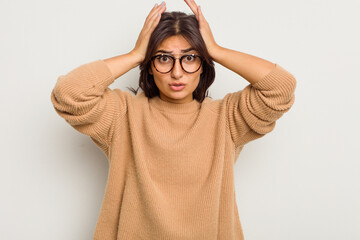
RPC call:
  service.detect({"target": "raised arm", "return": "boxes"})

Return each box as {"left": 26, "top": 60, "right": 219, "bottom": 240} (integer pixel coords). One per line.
{"left": 215, "top": 41, "right": 297, "bottom": 149}
{"left": 208, "top": 37, "right": 296, "bottom": 148}
{"left": 50, "top": 59, "right": 129, "bottom": 157}
{"left": 103, "top": 51, "right": 143, "bottom": 80}
{"left": 184, "top": 0, "right": 296, "bottom": 148}
{"left": 209, "top": 45, "right": 276, "bottom": 85}
{"left": 223, "top": 63, "right": 296, "bottom": 148}
{"left": 50, "top": 51, "right": 138, "bottom": 156}
{"left": 50, "top": 3, "right": 167, "bottom": 156}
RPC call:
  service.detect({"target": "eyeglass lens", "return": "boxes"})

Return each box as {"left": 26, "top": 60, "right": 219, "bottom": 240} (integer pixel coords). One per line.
{"left": 153, "top": 55, "right": 201, "bottom": 73}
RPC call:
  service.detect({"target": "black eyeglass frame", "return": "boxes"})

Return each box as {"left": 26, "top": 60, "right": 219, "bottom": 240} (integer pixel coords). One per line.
{"left": 150, "top": 53, "right": 203, "bottom": 74}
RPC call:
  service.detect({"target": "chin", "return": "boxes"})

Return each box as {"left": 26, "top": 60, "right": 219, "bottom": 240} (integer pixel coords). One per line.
{"left": 167, "top": 92, "right": 186, "bottom": 99}
{"left": 163, "top": 91, "right": 191, "bottom": 101}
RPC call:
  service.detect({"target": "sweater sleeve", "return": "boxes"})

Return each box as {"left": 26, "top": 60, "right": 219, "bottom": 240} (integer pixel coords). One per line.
{"left": 225, "top": 64, "right": 297, "bottom": 148}
{"left": 50, "top": 59, "right": 127, "bottom": 156}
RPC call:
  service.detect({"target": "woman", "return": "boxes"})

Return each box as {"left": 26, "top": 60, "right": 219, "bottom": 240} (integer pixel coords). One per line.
{"left": 51, "top": 0, "right": 296, "bottom": 239}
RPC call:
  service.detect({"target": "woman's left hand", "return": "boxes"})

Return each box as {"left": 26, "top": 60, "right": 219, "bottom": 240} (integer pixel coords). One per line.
{"left": 184, "top": 0, "right": 219, "bottom": 59}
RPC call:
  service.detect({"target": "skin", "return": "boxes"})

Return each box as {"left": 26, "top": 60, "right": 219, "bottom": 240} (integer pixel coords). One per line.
{"left": 149, "top": 35, "right": 203, "bottom": 104}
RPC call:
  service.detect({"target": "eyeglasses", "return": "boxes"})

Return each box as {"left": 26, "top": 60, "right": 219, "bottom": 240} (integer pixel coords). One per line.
{"left": 150, "top": 53, "right": 203, "bottom": 74}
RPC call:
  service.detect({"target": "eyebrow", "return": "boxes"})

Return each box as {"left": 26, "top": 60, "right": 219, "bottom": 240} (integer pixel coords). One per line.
{"left": 154, "top": 47, "right": 196, "bottom": 54}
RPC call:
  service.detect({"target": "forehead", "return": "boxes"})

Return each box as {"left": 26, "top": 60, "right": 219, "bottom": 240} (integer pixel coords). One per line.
{"left": 155, "top": 35, "right": 196, "bottom": 54}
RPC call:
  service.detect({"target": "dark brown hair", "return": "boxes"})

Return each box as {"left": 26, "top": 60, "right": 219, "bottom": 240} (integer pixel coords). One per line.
{"left": 127, "top": 11, "right": 215, "bottom": 102}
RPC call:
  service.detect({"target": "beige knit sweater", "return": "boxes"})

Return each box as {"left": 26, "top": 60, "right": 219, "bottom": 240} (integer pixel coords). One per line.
{"left": 50, "top": 59, "right": 296, "bottom": 239}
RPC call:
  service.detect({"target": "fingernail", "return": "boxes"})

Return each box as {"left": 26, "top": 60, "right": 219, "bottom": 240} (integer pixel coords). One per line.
{"left": 154, "top": 3, "right": 157, "bottom": 7}
{"left": 161, "top": 1, "right": 165, "bottom": 5}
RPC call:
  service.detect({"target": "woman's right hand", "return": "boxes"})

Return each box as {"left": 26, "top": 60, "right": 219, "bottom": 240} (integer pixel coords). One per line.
{"left": 131, "top": 1, "right": 167, "bottom": 63}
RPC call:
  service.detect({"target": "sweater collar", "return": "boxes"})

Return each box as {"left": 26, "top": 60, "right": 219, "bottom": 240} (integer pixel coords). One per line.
{"left": 149, "top": 95, "right": 201, "bottom": 113}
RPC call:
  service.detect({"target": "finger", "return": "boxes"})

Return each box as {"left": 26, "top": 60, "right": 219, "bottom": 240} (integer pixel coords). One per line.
{"left": 197, "top": 5, "right": 203, "bottom": 19}
{"left": 189, "top": 0, "right": 199, "bottom": 13}
{"left": 184, "top": 0, "right": 198, "bottom": 15}
{"left": 145, "top": 3, "right": 159, "bottom": 21}
{"left": 146, "top": 3, "right": 166, "bottom": 22}
{"left": 146, "top": 3, "right": 166, "bottom": 27}
{"left": 187, "top": 0, "right": 198, "bottom": 8}
{"left": 147, "top": 4, "right": 166, "bottom": 31}
{"left": 150, "top": 13, "right": 162, "bottom": 30}
{"left": 151, "top": 8, "right": 166, "bottom": 28}
{"left": 151, "top": 4, "right": 166, "bottom": 22}
{"left": 198, "top": 5, "right": 208, "bottom": 24}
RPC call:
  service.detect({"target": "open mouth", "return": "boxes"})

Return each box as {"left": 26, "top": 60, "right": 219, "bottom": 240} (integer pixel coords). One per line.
{"left": 169, "top": 84, "right": 185, "bottom": 91}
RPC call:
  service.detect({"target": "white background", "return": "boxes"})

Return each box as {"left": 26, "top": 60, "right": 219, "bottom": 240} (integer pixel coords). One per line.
{"left": 1, "top": 0, "right": 359, "bottom": 239}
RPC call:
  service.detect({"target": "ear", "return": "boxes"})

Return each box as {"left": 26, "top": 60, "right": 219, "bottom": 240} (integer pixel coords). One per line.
{"left": 148, "top": 66, "right": 153, "bottom": 75}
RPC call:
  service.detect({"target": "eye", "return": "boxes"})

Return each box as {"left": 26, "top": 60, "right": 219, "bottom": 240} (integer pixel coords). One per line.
{"left": 158, "top": 55, "right": 171, "bottom": 63}
{"left": 184, "top": 55, "right": 196, "bottom": 62}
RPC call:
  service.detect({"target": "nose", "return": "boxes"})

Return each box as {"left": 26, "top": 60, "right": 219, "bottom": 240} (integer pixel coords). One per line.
{"left": 170, "top": 58, "right": 183, "bottom": 79}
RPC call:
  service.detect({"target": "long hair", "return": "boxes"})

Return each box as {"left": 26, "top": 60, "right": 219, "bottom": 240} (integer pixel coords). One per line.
{"left": 127, "top": 11, "right": 215, "bottom": 102}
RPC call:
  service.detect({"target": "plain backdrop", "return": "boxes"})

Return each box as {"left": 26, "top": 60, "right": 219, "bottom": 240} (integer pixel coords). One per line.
{"left": 1, "top": 0, "right": 359, "bottom": 239}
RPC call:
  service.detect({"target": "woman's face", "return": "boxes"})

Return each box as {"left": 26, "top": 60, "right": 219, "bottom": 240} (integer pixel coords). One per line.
{"left": 149, "top": 35, "right": 203, "bottom": 104}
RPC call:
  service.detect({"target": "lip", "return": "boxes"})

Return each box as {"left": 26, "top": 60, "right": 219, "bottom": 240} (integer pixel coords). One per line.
{"left": 169, "top": 82, "right": 186, "bottom": 86}
{"left": 169, "top": 84, "right": 185, "bottom": 91}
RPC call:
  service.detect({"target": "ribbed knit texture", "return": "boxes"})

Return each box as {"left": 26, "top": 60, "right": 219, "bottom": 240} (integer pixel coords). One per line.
{"left": 50, "top": 59, "right": 296, "bottom": 240}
